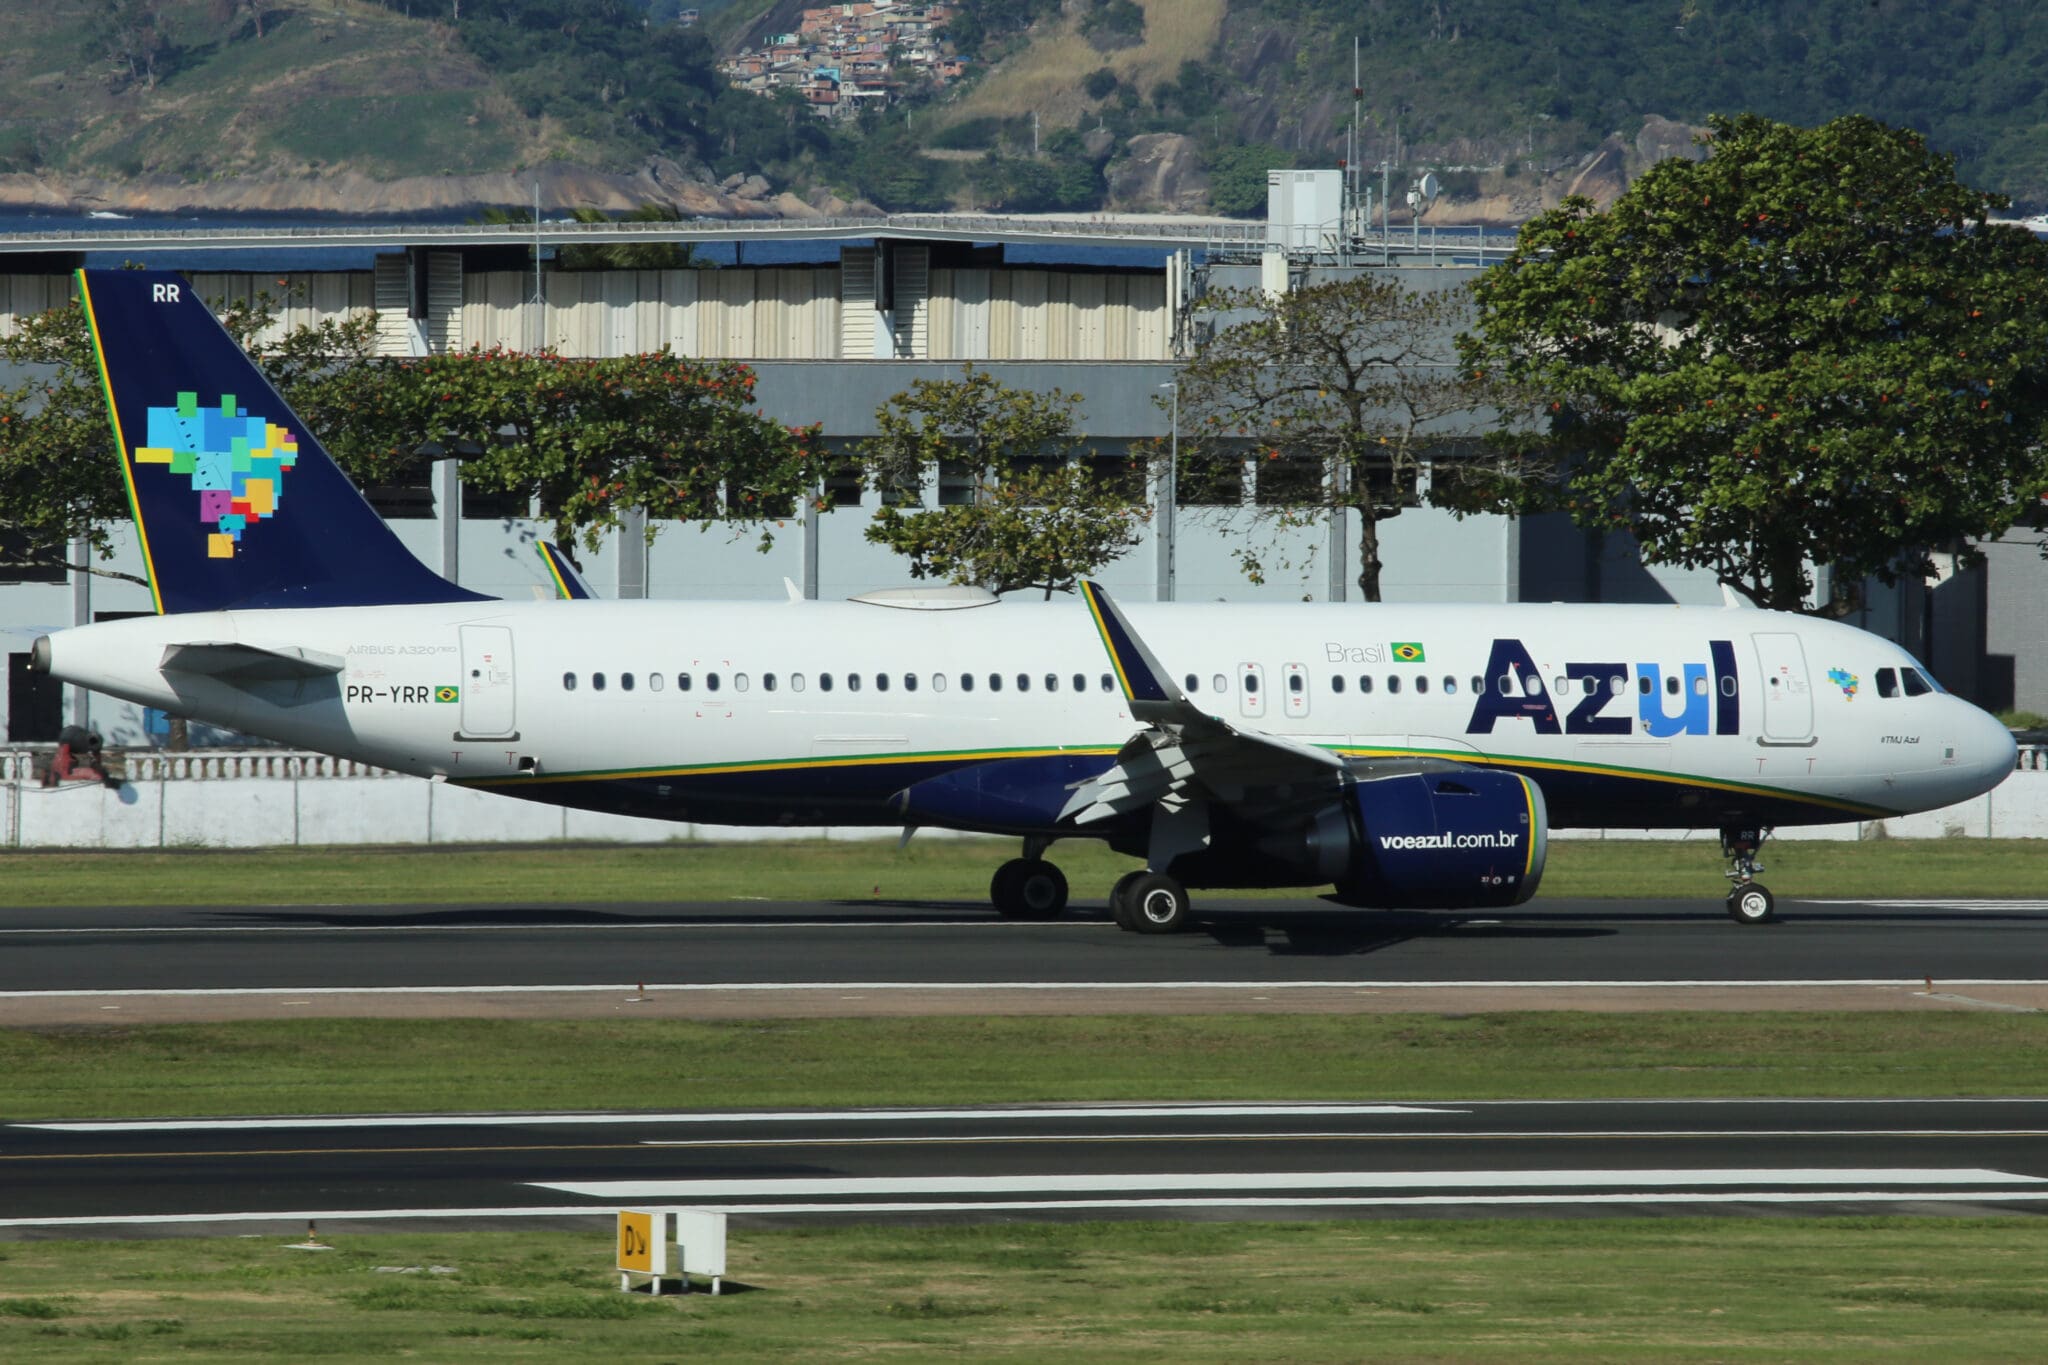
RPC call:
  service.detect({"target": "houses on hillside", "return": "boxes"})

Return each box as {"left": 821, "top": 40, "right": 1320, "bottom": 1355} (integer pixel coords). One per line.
{"left": 719, "top": 1, "right": 966, "bottom": 118}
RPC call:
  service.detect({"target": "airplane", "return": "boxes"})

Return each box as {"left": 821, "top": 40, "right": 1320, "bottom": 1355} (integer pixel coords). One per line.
{"left": 30, "top": 269, "right": 2019, "bottom": 928}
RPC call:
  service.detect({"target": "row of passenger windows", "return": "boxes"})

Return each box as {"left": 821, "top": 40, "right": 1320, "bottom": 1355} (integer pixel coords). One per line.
{"left": 564, "top": 670, "right": 1121, "bottom": 695}
{"left": 556, "top": 668, "right": 1773, "bottom": 700}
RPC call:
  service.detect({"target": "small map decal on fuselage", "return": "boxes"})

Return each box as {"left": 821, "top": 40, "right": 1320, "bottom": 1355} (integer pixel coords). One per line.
{"left": 1827, "top": 667, "right": 1859, "bottom": 698}
{"left": 131, "top": 391, "right": 298, "bottom": 558}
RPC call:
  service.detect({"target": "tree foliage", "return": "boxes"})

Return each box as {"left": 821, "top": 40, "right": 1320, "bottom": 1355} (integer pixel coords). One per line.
{"left": 0, "top": 305, "right": 137, "bottom": 582}
{"left": 860, "top": 366, "right": 1148, "bottom": 598}
{"left": 1460, "top": 113, "right": 2048, "bottom": 612}
{"left": 1168, "top": 278, "right": 1515, "bottom": 601}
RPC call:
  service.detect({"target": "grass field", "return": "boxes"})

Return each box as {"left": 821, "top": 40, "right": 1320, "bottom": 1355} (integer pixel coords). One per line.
{"left": 5, "top": 1013, "right": 2045, "bottom": 1120}
{"left": 943, "top": 0, "right": 1227, "bottom": 130}
{"left": 3, "top": 1219, "right": 2047, "bottom": 1361}
{"left": 3, "top": 836, "right": 2045, "bottom": 908}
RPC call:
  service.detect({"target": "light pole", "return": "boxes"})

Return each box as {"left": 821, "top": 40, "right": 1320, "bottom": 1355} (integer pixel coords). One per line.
{"left": 1158, "top": 379, "right": 1179, "bottom": 601}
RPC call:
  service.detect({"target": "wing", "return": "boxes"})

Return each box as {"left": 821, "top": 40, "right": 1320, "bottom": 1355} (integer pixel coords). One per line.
{"left": 1064, "top": 582, "right": 1348, "bottom": 826}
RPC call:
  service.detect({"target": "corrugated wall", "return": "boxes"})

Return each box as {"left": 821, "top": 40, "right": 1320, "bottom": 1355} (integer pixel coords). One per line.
{"left": 462, "top": 268, "right": 843, "bottom": 359}
{"left": 927, "top": 269, "right": 1168, "bottom": 361}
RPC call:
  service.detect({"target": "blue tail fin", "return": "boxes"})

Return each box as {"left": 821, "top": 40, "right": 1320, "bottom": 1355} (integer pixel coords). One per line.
{"left": 78, "top": 268, "right": 487, "bottom": 613}
{"left": 537, "top": 541, "right": 598, "bottom": 600}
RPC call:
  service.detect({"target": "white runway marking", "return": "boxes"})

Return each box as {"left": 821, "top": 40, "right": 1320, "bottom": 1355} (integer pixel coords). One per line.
{"left": 15, "top": 1103, "right": 1461, "bottom": 1133}
{"left": 531, "top": 1168, "right": 2046, "bottom": 1200}
{"left": 6, "top": 978, "right": 2048, "bottom": 1001}
{"left": 11, "top": 1188, "right": 2048, "bottom": 1230}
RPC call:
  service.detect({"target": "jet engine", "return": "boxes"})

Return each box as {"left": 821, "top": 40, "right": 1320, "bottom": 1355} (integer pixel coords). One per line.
{"left": 1273, "top": 769, "right": 1548, "bottom": 909}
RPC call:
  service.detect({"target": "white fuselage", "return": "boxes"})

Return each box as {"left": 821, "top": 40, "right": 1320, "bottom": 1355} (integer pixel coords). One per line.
{"left": 41, "top": 597, "right": 2017, "bottom": 831}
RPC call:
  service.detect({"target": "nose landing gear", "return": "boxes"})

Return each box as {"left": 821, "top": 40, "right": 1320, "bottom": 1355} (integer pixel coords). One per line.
{"left": 1721, "top": 826, "right": 1777, "bottom": 924}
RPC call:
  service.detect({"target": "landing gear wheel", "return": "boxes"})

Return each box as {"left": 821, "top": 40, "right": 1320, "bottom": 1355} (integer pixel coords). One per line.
{"left": 1109, "top": 870, "right": 1146, "bottom": 931}
{"left": 991, "top": 858, "right": 1068, "bottom": 920}
{"left": 1126, "top": 872, "right": 1193, "bottom": 935}
{"left": 1726, "top": 883, "right": 1777, "bottom": 925}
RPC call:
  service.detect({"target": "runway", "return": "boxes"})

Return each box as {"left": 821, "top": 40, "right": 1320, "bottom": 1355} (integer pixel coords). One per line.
{"left": 5, "top": 1098, "right": 2047, "bottom": 1236}
{"left": 2, "top": 896, "right": 2047, "bottom": 1020}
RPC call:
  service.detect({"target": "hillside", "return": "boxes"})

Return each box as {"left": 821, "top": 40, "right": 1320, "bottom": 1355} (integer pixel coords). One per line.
{"left": 1, "top": 0, "right": 2045, "bottom": 218}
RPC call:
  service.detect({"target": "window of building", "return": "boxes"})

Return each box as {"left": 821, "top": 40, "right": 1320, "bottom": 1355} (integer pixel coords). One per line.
{"left": 0, "top": 530, "right": 67, "bottom": 584}
{"left": 460, "top": 478, "right": 531, "bottom": 521}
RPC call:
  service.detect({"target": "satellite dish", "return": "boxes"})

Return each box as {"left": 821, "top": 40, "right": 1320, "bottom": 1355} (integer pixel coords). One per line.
{"left": 1417, "top": 171, "right": 1441, "bottom": 201}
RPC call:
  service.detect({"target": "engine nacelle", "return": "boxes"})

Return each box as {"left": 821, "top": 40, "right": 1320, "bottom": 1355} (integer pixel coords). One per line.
{"left": 1286, "top": 770, "right": 1548, "bottom": 909}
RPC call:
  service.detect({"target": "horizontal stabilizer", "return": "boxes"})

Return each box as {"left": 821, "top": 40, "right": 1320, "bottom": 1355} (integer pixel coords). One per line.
{"left": 160, "top": 641, "right": 346, "bottom": 682}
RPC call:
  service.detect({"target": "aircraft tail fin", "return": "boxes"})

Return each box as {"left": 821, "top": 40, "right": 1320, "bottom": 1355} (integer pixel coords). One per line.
{"left": 1079, "top": 580, "right": 1195, "bottom": 722}
{"left": 536, "top": 541, "right": 598, "bottom": 600}
{"left": 77, "top": 268, "right": 488, "bottom": 614}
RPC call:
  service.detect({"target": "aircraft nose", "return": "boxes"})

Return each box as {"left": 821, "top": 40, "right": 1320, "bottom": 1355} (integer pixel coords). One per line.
{"left": 1959, "top": 701, "right": 2019, "bottom": 795}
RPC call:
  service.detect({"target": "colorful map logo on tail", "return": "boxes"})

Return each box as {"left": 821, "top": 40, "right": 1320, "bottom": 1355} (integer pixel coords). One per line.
{"left": 132, "top": 391, "right": 298, "bottom": 559}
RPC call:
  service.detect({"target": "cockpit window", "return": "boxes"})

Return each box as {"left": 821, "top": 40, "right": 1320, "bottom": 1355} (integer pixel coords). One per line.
{"left": 1876, "top": 667, "right": 1899, "bottom": 698}
{"left": 1900, "top": 667, "right": 1933, "bottom": 697}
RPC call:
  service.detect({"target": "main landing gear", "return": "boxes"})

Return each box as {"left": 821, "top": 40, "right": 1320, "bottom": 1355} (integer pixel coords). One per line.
{"left": 990, "top": 839, "right": 1069, "bottom": 920}
{"left": 1109, "top": 869, "right": 1192, "bottom": 934}
{"left": 1721, "top": 826, "right": 1777, "bottom": 925}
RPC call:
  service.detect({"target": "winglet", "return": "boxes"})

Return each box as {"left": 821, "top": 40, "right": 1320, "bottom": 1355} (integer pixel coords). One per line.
{"left": 536, "top": 542, "right": 597, "bottom": 600}
{"left": 1079, "top": 580, "right": 1189, "bottom": 719}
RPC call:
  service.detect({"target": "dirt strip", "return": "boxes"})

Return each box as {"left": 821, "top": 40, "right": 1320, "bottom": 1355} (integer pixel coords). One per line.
{"left": 3, "top": 983, "right": 2045, "bottom": 1025}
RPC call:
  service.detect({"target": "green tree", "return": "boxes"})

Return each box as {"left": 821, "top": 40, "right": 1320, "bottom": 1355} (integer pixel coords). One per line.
{"left": 1459, "top": 113, "right": 2048, "bottom": 612}
{"left": 860, "top": 366, "right": 1149, "bottom": 598}
{"left": 0, "top": 305, "right": 140, "bottom": 584}
{"left": 1168, "top": 277, "right": 1514, "bottom": 601}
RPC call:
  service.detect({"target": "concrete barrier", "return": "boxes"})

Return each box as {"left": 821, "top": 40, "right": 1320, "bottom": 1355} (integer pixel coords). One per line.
{"left": 3, "top": 748, "right": 2045, "bottom": 850}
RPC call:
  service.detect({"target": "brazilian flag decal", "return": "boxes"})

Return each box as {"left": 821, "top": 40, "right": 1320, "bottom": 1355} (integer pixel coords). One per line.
{"left": 1391, "top": 642, "right": 1427, "bottom": 663}
{"left": 434, "top": 685, "right": 460, "bottom": 704}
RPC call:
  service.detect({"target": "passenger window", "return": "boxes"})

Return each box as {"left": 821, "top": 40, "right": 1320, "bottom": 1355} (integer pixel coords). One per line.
{"left": 1902, "top": 668, "right": 1933, "bottom": 697}
{"left": 875, "top": 673, "right": 889, "bottom": 692}
{"left": 1243, "top": 672, "right": 1260, "bottom": 694}
{"left": 1666, "top": 674, "right": 1680, "bottom": 695}
{"left": 1212, "top": 674, "right": 1227, "bottom": 693}
{"left": 989, "top": 673, "right": 1003, "bottom": 692}
{"left": 649, "top": 673, "right": 664, "bottom": 693}
{"left": 621, "top": 672, "right": 635, "bottom": 692}
{"left": 1415, "top": 675, "right": 1429, "bottom": 694}
{"left": 734, "top": 673, "right": 750, "bottom": 692}
{"left": 1359, "top": 675, "right": 1374, "bottom": 694}
{"left": 1877, "top": 668, "right": 1899, "bottom": 698}
{"left": 960, "top": 673, "right": 974, "bottom": 692}
{"left": 706, "top": 673, "right": 721, "bottom": 692}
{"left": 1638, "top": 676, "right": 1653, "bottom": 695}
{"left": 763, "top": 673, "right": 778, "bottom": 692}
{"left": 792, "top": 673, "right": 806, "bottom": 692}
{"left": 933, "top": 674, "right": 947, "bottom": 692}
{"left": 1553, "top": 676, "right": 1567, "bottom": 694}
{"left": 1184, "top": 673, "right": 1199, "bottom": 692}
{"left": 1073, "top": 674, "right": 1086, "bottom": 693}
{"left": 1692, "top": 675, "right": 1708, "bottom": 696}
{"left": 593, "top": 672, "right": 607, "bottom": 692}
{"left": 1045, "top": 673, "right": 1058, "bottom": 692}
{"left": 905, "top": 673, "right": 918, "bottom": 693}
{"left": 1017, "top": 674, "right": 1030, "bottom": 692}
{"left": 847, "top": 673, "right": 862, "bottom": 692}
{"left": 678, "top": 672, "right": 692, "bottom": 692}
{"left": 1719, "top": 675, "right": 1736, "bottom": 697}
{"left": 1499, "top": 675, "right": 1516, "bottom": 696}
{"left": 820, "top": 672, "right": 834, "bottom": 692}
{"left": 1332, "top": 676, "right": 1346, "bottom": 694}
{"left": 1473, "top": 676, "right": 1486, "bottom": 695}
{"left": 1100, "top": 673, "right": 1114, "bottom": 692}
{"left": 1288, "top": 674, "right": 1304, "bottom": 693}
{"left": 1388, "top": 675, "right": 1402, "bottom": 695}
{"left": 563, "top": 672, "right": 577, "bottom": 691}
{"left": 1611, "top": 675, "right": 1627, "bottom": 696}
{"left": 1443, "top": 676, "right": 1458, "bottom": 695}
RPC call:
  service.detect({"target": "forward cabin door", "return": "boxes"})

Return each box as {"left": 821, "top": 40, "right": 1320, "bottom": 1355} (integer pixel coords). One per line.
{"left": 1751, "top": 632, "right": 1813, "bottom": 743}
{"left": 459, "top": 625, "right": 517, "bottom": 738}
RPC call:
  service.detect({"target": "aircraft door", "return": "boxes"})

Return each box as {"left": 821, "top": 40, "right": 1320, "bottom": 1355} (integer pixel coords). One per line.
{"left": 459, "top": 625, "right": 517, "bottom": 738}
{"left": 1282, "top": 662, "right": 1309, "bottom": 718}
{"left": 1239, "top": 663, "right": 1266, "bottom": 719}
{"left": 1751, "top": 632, "right": 1813, "bottom": 743}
